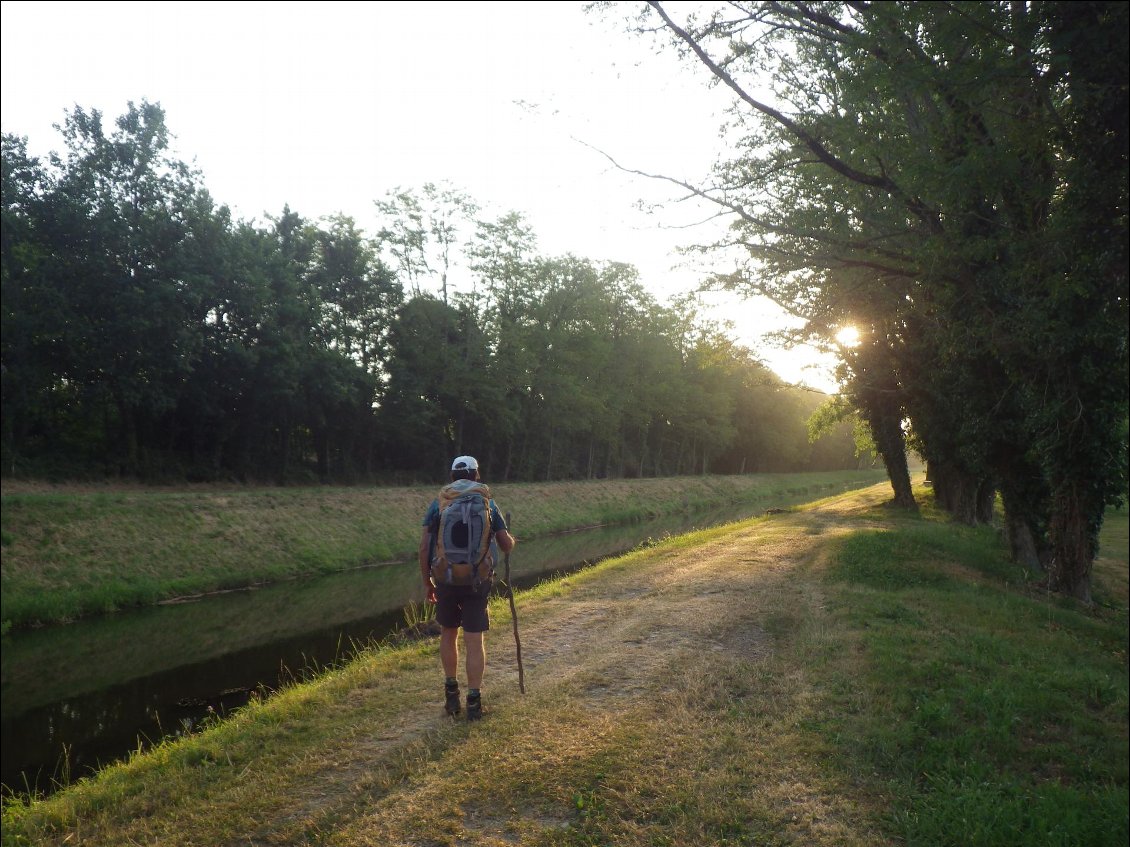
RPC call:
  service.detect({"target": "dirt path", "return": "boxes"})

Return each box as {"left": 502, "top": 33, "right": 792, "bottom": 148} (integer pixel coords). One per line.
{"left": 230, "top": 496, "right": 882, "bottom": 845}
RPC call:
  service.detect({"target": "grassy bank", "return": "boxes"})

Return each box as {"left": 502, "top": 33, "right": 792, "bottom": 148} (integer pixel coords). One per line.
{"left": 3, "top": 483, "right": 1125, "bottom": 846}
{"left": 0, "top": 470, "right": 883, "bottom": 630}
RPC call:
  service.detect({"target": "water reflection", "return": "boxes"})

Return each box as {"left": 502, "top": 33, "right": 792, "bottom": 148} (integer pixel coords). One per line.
{"left": 1, "top": 476, "right": 880, "bottom": 795}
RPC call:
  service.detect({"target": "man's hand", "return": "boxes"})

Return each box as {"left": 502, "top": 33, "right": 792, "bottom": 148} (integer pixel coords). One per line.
{"left": 426, "top": 583, "right": 437, "bottom": 604}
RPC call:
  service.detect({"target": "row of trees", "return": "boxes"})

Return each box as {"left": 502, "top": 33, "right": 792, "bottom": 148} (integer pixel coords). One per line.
{"left": 633, "top": 1, "right": 1128, "bottom": 600}
{"left": 1, "top": 103, "right": 861, "bottom": 486}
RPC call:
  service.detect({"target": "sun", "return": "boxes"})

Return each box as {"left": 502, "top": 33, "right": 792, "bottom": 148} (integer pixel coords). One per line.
{"left": 835, "top": 325, "right": 861, "bottom": 347}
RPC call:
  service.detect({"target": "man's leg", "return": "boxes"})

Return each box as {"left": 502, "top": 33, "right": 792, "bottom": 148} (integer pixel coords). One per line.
{"left": 440, "top": 626, "right": 460, "bottom": 678}
{"left": 440, "top": 626, "right": 461, "bottom": 715}
{"left": 464, "top": 630, "right": 485, "bottom": 689}
{"left": 464, "top": 630, "right": 486, "bottom": 720}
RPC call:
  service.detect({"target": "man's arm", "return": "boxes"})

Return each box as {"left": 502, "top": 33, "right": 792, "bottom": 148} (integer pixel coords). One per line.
{"left": 419, "top": 528, "right": 436, "bottom": 602}
{"left": 496, "top": 528, "right": 516, "bottom": 554}
{"left": 491, "top": 501, "right": 517, "bottom": 554}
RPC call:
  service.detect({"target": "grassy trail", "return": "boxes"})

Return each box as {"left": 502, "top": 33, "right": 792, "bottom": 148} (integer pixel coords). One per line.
{"left": 4, "top": 482, "right": 1126, "bottom": 846}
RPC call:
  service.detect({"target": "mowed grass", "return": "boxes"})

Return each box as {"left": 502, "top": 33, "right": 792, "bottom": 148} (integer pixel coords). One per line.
{"left": 815, "top": 498, "right": 1128, "bottom": 846}
{"left": 0, "top": 470, "right": 883, "bottom": 629}
{"left": 2, "top": 484, "right": 1125, "bottom": 846}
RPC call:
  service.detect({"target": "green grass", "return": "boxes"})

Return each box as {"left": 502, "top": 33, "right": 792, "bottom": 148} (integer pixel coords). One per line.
{"left": 817, "top": 499, "right": 1128, "bottom": 846}
{"left": 0, "top": 470, "right": 883, "bottom": 629}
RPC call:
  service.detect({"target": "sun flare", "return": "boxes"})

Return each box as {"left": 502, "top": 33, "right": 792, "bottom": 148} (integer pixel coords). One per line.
{"left": 835, "top": 326, "right": 861, "bottom": 347}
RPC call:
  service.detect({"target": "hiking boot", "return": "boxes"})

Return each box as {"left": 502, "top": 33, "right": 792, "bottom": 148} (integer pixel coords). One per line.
{"left": 444, "top": 681, "right": 461, "bottom": 716}
{"left": 466, "top": 691, "right": 483, "bottom": 721}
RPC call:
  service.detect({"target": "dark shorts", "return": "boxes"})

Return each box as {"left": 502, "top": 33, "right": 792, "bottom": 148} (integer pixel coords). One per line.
{"left": 435, "top": 582, "right": 492, "bottom": 633}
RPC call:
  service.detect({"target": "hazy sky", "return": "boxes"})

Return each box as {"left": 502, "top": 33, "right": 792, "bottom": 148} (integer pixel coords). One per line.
{"left": 1, "top": 0, "right": 839, "bottom": 389}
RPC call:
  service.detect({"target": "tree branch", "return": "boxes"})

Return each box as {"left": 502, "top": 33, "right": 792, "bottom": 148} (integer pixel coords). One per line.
{"left": 648, "top": 1, "right": 887, "bottom": 189}
{"left": 647, "top": 1, "right": 943, "bottom": 234}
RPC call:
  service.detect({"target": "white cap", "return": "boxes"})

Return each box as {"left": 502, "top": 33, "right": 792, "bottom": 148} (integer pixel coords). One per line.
{"left": 451, "top": 455, "right": 479, "bottom": 472}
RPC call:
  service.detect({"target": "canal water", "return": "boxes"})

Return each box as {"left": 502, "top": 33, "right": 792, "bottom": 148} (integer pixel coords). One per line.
{"left": 0, "top": 478, "right": 876, "bottom": 795}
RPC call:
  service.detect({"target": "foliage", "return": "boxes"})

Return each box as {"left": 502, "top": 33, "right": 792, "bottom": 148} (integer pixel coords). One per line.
{"left": 807, "top": 395, "right": 877, "bottom": 461}
{"left": 2, "top": 105, "right": 861, "bottom": 488}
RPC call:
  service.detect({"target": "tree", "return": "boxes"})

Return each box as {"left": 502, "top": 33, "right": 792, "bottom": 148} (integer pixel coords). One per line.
{"left": 2, "top": 102, "right": 214, "bottom": 475}
{"left": 3, "top": 103, "right": 868, "bottom": 486}
{"left": 1, "top": 134, "right": 54, "bottom": 473}
{"left": 466, "top": 210, "right": 538, "bottom": 478}
{"left": 374, "top": 182, "right": 479, "bottom": 304}
{"left": 623, "top": 1, "right": 1128, "bottom": 600}
{"left": 309, "top": 214, "right": 400, "bottom": 374}
{"left": 306, "top": 215, "right": 402, "bottom": 476}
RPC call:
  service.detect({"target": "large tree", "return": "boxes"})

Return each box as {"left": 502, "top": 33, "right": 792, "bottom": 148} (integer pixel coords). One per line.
{"left": 626, "top": 1, "right": 1128, "bottom": 600}
{"left": 2, "top": 102, "right": 214, "bottom": 474}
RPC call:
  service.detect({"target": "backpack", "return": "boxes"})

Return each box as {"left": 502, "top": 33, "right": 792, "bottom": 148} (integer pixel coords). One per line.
{"left": 431, "top": 481, "right": 495, "bottom": 586}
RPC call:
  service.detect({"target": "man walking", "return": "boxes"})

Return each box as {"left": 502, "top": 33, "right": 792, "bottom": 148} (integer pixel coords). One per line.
{"left": 419, "top": 455, "right": 516, "bottom": 720}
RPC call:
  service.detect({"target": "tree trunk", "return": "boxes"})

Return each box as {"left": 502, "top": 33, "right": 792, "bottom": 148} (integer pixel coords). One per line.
{"left": 315, "top": 425, "right": 329, "bottom": 483}
{"left": 117, "top": 397, "right": 140, "bottom": 477}
{"left": 545, "top": 428, "right": 555, "bottom": 482}
{"left": 638, "top": 426, "right": 648, "bottom": 478}
{"left": 1046, "top": 481, "right": 1097, "bottom": 603}
{"left": 277, "top": 411, "right": 291, "bottom": 485}
{"left": 516, "top": 425, "right": 530, "bottom": 480}
{"left": 999, "top": 483, "right": 1050, "bottom": 574}
{"left": 867, "top": 406, "right": 916, "bottom": 509}
{"left": 362, "top": 408, "right": 375, "bottom": 478}
{"left": 502, "top": 439, "right": 513, "bottom": 482}
{"left": 1004, "top": 511, "right": 1046, "bottom": 574}
{"left": 976, "top": 479, "right": 996, "bottom": 524}
{"left": 931, "top": 461, "right": 994, "bottom": 525}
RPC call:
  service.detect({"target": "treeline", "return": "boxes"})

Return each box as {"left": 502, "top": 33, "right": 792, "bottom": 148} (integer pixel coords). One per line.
{"left": 0, "top": 103, "right": 859, "bottom": 484}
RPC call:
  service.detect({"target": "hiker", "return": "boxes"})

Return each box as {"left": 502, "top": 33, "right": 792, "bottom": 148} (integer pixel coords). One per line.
{"left": 419, "top": 455, "right": 516, "bottom": 720}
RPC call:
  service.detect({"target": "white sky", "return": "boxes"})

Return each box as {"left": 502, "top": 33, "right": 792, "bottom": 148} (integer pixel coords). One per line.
{"left": 1, "top": 0, "right": 839, "bottom": 390}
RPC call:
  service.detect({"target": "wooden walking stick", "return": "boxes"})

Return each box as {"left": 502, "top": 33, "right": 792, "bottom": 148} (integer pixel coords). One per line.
{"left": 503, "top": 512, "right": 526, "bottom": 694}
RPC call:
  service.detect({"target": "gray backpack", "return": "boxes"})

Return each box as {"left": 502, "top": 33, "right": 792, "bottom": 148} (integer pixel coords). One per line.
{"left": 431, "top": 482, "right": 494, "bottom": 586}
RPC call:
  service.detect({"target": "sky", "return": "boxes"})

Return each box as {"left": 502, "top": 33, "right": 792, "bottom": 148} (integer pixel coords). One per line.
{"left": 1, "top": 0, "right": 840, "bottom": 390}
